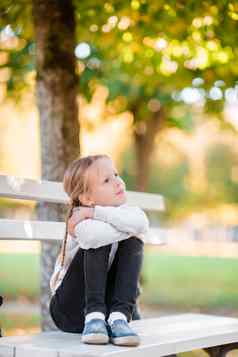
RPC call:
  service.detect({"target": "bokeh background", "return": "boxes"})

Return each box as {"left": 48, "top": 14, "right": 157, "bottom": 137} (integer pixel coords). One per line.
{"left": 0, "top": 1, "right": 238, "bottom": 355}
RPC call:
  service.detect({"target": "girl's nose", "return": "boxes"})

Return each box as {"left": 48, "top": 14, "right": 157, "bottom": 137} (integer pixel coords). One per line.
{"left": 116, "top": 177, "right": 125, "bottom": 189}
{"left": 115, "top": 180, "right": 121, "bottom": 188}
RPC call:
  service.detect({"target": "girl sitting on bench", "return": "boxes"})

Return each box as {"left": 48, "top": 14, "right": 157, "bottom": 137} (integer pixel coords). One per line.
{"left": 49, "top": 154, "right": 149, "bottom": 346}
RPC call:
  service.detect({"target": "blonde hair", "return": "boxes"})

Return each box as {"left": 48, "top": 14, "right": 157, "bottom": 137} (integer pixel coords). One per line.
{"left": 60, "top": 154, "right": 110, "bottom": 267}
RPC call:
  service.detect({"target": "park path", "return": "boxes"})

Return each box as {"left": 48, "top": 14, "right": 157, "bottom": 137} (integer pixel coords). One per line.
{"left": 2, "top": 300, "right": 183, "bottom": 318}
{"left": 2, "top": 300, "right": 238, "bottom": 319}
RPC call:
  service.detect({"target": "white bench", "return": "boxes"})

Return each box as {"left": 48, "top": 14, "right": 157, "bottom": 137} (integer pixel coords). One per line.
{"left": 0, "top": 174, "right": 238, "bottom": 357}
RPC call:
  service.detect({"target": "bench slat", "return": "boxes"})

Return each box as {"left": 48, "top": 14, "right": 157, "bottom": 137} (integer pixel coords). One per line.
{"left": 0, "top": 219, "right": 165, "bottom": 245}
{"left": 0, "top": 175, "right": 165, "bottom": 211}
{"left": 0, "top": 219, "right": 65, "bottom": 241}
{"left": 0, "top": 314, "right": 238, "bottom": 357}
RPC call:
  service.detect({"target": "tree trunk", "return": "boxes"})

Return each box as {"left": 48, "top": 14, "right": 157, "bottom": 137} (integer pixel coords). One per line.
{"left": 134, "top": 110, "right": 164, "bottom": 191}
{"left": 32, "top": 0, "right": 79, "bottom": 331}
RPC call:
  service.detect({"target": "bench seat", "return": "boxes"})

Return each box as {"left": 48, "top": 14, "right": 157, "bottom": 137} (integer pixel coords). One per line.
{"left": 1, "top": 314, "right": 238, "bottom": 357}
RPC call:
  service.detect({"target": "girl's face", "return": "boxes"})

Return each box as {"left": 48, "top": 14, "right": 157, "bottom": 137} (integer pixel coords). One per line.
{"left": 79, "top": 157, "right": 127, "bottom": 207}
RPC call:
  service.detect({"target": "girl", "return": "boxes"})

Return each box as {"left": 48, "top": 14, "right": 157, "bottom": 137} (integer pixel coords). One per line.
{"left": 49, "top": 154, "right": 149, "bottom": 346}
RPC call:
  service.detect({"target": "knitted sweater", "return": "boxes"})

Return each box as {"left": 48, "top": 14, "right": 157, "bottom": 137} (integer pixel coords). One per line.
{"left": 50, "top": 204, "right": 150, "bottom": 296}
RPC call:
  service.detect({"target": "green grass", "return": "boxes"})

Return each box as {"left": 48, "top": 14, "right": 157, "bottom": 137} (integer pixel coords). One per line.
{"left": 1, "top": 252, "right": 238, "bottom": 311}
{"left": 142, "top": 250, "right": 238, "bottom": 310}
{"left": 0, "top": 253, "right": 40, "bottom": 300}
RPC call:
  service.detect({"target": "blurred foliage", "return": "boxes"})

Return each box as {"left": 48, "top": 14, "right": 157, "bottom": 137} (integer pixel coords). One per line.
{"left": 0, "top": 313, "right": 40, "bottom": 334}
{"left": 206, "top": 143, "right": 238, "bottom": 202}
{"left": 120, "top": 136, "right": 238, "bottom": 221}
{"left": 0, "top": 0, "right": 238, "bottom": 119}
{"left": 1, "top": 1, "right": 238, "bottom": 213}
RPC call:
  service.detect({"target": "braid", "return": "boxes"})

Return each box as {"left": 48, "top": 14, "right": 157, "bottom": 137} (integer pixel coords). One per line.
{"left": 60, "top": 198, "right": 80, "bottom": 268}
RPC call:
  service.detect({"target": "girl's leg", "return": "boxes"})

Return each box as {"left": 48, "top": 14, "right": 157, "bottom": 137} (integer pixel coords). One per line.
{"left": 50, "top": 244, "right": 112, "bottom": 333}
{"left": 81, "top": 245, "right": 112, "bottom": 344}
{"left": 83, "top": 244, "right": 111, "bottom": 316}
{"left": 105, "top": 255, "right": 141, "bottom": 321}
{"left": 106, "top": 237, "right": 144, "bottom": 322}
{"left": 49, "top": 247, "right": 86, "bottom": 333}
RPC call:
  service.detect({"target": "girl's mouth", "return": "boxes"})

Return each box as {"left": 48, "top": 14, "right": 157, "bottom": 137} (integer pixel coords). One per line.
{"left": 116, "top": 190, "right": 124, "bottom": 195}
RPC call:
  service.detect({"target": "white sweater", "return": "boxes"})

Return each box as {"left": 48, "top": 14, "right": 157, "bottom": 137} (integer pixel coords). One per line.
{"left": 50, "top": 204, "right": 150, "bottom": 295}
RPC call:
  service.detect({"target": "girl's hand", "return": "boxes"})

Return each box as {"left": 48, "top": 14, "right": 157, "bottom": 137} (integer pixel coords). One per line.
{"left": 68, "top": 207, "right": 94, "bottom": 237}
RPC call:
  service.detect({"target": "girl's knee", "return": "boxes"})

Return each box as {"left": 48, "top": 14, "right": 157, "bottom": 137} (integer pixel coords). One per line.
{"left": 128, "top": 236, "right": 144, "bottom": 246}
{"left": 119, "top": 237, "right": 144, "bottom": 252}
{"left": 84, "top": 244, "right": 112, "bottom": 269}
{"left": 86, "top": 244, "right": 112, "bottom": 256}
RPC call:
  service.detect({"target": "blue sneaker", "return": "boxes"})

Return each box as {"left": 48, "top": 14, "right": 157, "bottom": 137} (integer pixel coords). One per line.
{"left": 81, "top": 318, "right": 109, "bottom": 344}
{"left": 108, "top": 319, "right": 140, "bottom": 346}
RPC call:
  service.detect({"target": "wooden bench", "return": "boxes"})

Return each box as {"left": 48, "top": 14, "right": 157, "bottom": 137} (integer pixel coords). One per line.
{"left": 0, "top": 174, "right": 238, "bottom": 357}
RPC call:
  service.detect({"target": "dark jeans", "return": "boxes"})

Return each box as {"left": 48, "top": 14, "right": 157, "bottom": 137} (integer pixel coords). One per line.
{"left": 49, "top": 237, "right": 144, "bottom": 333}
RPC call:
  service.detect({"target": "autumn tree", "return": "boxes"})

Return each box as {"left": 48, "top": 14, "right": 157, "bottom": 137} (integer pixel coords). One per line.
{"left": 0, "top": 0, "right": 79, "bottom": 330}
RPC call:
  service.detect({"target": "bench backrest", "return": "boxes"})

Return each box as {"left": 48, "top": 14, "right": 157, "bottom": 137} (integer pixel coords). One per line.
{"left": 0, "top": 174, "right": 165, "bottom": 242}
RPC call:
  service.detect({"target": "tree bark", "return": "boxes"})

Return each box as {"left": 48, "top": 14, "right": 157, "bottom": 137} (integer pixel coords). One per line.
{"left": 133, "top": 110, "right": 164, "bottom": 192}
{"left": 32, "top": 0, "right": 79, "bottom": 331}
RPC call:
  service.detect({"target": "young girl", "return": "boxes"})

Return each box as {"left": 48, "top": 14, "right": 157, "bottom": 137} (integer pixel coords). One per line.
{"left": 49, "top": 154, "right": 149, "bottom": 346}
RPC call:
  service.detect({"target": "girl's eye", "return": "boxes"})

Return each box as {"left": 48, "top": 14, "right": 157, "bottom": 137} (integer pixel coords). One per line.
{"left": 104, "top": 173, "right": 118, "bottom": 183}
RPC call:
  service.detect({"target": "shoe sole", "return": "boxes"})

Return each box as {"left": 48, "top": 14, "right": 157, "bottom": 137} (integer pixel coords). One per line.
{"left": 111, "top": 335, "right": 140, "bottom": 347}
{"left": 81, "top": 333, "right": 109, "bottom": 344}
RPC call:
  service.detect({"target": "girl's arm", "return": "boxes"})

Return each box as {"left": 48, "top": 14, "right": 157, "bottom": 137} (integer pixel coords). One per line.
{"left": 74, "top": 219, "right": 133, "bottom": 250}
{"left": 93, "top": 205, "right": 150, "bottom": 236}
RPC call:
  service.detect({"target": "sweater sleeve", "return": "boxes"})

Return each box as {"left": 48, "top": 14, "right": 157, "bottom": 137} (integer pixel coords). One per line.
{"left": 74, "top": 219, "right": 131, "bottom": 250}
{"left": 93, "top": 205, "right": 150, "bottom": 236}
